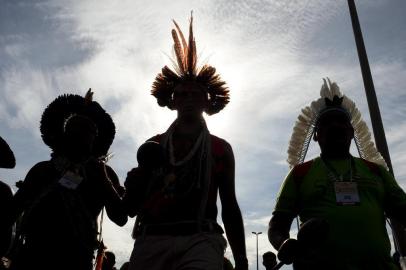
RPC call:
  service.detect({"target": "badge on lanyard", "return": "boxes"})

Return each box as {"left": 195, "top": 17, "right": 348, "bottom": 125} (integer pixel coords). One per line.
{"left": 334, "top": 181, "right": 360, "bottom": 206}
{"left": 59, "top": 170, "right": 83, "bottom": 190}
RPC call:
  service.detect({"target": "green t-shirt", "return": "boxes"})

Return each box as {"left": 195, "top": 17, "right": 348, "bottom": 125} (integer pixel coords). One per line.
{"left": 274, "top": 157, "right": 406, "bottom": 269}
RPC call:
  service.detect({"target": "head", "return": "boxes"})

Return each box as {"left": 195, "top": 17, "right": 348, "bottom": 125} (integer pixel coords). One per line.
{"left": 223, "top": 257, "right": 234, "bottom": 270}
{"left": 62, "top": 114, "right": 98, "bottom": 162}
{"left": 313, "top": 109, "right": 354, "bottom": 158}
{"left": 262, "top": 251, "right": 277, "bottom": 270}
{"left": 172, "top": 81, "right": 208, "bottom": 121}
{"left": 102, "top": 251, "right": 116, "bottom": 270}
{"left": 0, "top": 136, "right": 16, "bottom": 169}
{"left": 137, "top": 141, "right": 167, "bottom": 170}
{"left": 119, "top": 262, "right": 130, "bottom": 270}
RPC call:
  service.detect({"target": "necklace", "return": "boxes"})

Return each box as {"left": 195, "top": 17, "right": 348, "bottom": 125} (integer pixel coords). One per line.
{"left": 321, "top": 156, "right": 354, "bottom": 182}
{"left": 169, "top": 131, "right": 204, "bottom": 166}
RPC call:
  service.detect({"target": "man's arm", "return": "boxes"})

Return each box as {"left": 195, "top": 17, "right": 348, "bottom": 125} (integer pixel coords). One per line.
{"left": 12, "top": 162, "right": 51, "bottom": 222}
{"left": 268, "top": 168, "right": 299, "bottom": 250}
{"left": 102, "top": 165, "right": 128, "bottom": 226}
{"left": 0, "top": 181, "right": 13, "bottom": 256}
{"left": 219, "top": 142, "right": 248, "bottom": 270}
{"left": 380, "top": 166, "right": 406, "bottom": 226}
{"left": 268, "top": 212, "right": 295, "bottom": 250}
{"left": 122, "top": 135, "right": 162, "bottom": 218}
{"left": 123, "top": 167, "right": 151, "bottom": 218}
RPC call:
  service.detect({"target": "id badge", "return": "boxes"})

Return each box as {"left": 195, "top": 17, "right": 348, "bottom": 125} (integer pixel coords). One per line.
{"left": 334, "top": 181, "right": 360, "bottom": 206}
{"left": 59, "top": 171, "right": 83, "bottom": 190}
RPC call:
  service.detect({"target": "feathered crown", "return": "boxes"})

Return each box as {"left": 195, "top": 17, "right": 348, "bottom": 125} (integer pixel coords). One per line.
{"left": 40, "top": 89, "right": 115, "bottom": 158}
{"left": 151, "top": 13, "right": 230, "bottom": 115}
{"left": 287, "top": 78, "right": 387, "bottom": 169}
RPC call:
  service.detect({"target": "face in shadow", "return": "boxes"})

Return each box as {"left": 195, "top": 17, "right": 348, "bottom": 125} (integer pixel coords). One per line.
{"left": 314, "top": 110, "right": 354, "bottom": 158}
{"left": 62, "top": 115, "right": 97, "bottom": 162}
{"left": 172, "top": 81, "right": 208, "bottom": 121}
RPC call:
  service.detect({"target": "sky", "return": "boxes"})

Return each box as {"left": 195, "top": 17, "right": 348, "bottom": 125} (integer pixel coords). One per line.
{"left": 1, "top": 0, "right": 406, "bottom": 269}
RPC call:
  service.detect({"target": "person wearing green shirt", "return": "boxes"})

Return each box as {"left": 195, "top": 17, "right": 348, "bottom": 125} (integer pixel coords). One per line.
{"left": 268, "top": 79, "right": 406, "bottom": 270}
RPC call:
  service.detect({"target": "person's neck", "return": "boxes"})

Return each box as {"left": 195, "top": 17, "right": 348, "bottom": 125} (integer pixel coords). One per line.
{"left": 320, "top": 151, "right": 351, "bottom": 160}
{"left": 56, "top": 152, "right": 89, "bottom": 165}
{"left": 174, "top": 116, "right": 204, "bottom": 139}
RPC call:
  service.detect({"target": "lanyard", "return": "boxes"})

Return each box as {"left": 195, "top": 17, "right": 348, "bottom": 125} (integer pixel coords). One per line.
{"left": 321, "top": 156, "right": 356, "bottom": 182}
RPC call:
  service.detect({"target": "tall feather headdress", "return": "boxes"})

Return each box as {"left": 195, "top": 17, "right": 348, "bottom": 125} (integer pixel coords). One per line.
{"left": 287, "top": 78, "right": 388, "bottom": 169}
{"left": 151, "top": 13, "right": 230, "bottom": 115}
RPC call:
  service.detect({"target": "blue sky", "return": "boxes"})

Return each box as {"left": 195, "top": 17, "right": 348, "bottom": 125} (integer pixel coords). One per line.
{"left": 1, "top": 0, "right": 406, "bottom": 269}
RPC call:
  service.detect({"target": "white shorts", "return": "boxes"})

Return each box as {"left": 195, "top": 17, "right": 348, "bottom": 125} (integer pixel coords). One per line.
{"left": 128, "top": 233, "right": 227, "bottom": 270}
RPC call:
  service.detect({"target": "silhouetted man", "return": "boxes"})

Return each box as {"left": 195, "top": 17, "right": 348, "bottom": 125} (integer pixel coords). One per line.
{"left": 11, "top": 91, "right": 127, "bottom": 270}
{"left": 268, "top": 79, "right": 406, "bottom": 269}
{"left": 0, "top": 136, "right": 15, "bottom": 261}
{"left": 125, "top": 15, "right": 248, "bottom": 270}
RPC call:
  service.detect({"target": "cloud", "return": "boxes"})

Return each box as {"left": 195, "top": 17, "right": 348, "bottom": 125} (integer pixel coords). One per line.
{"left": 0, "top": 65, "right": 53, "bottom": 131}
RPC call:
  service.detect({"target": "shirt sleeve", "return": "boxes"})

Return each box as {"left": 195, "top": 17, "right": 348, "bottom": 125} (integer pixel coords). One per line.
{"left": 380, "top": 166, "right": 406, "bottom": 223}
{"left": 274, "top": 169, "right": 299, "bottom": 215}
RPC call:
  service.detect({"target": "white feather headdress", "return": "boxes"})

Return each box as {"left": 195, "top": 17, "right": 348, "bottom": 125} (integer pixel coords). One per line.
{"left": 287, "top": 78, "right": 388, "bottom": 169}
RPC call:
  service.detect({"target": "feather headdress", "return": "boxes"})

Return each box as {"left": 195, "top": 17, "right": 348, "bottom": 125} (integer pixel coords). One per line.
{"left": 151, "top": 13, "right": 230, "bottom": 115}
{"left": 287, "top": 78, "right": 387, "bottom": 169}
{"left": 40, "top": 89, "right": 115, "bottom": 158}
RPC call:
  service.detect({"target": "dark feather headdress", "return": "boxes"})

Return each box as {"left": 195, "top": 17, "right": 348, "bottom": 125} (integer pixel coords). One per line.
{"left": 40, "top": 89, "right": 115, "bottom": 158}
{"left": 151, "top": 13, "right": 230, "bottom": 115}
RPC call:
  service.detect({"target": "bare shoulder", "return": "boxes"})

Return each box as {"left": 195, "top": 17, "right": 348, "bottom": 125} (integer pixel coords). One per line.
{"left": 0, "top": 181, "right": 12, "bottom": 195}
{"left": 18, "top": 161, "right": 55, "bottom": 191}
{"left": 211, "top": 135, "right": 233, "bottom": 157}
{"left": 27, "top": 161, "right": 54, "bottom": 176}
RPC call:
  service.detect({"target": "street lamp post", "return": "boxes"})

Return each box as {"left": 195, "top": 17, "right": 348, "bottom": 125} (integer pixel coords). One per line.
{"left": 252, "top": 232, "right": 262, "bottom": 270}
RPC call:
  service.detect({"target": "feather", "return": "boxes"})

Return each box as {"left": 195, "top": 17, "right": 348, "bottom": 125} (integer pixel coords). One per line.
{"left": 171, "top": 29, "right": 185, "bottom": 74}
{"left": 287, "top": 101, "right": 318, "bottom": 168}
{"left": 85, "top": 88, "right": 93, "bottom": 104}
{"left": 173, "top": 20, "right": 188, "bottom": 57}
{"left": 187, "top": 12, "right": 196, "bottom": 75}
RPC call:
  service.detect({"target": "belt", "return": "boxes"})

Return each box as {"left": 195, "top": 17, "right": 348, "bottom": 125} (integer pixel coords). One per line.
{"left": 135, "top": 221, "right": 224, "bottom": 237}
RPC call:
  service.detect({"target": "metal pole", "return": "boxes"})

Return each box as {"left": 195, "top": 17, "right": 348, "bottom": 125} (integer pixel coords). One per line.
{"left": 252, "top": 232, "right": 262, "bottom": 270}
{"left": 347, "top": 0, "right": 406, "bottom": 260}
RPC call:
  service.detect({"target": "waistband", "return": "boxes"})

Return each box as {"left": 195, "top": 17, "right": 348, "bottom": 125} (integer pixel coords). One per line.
{"left": 134, "top": 220, "right": 224, "bottom": 237}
